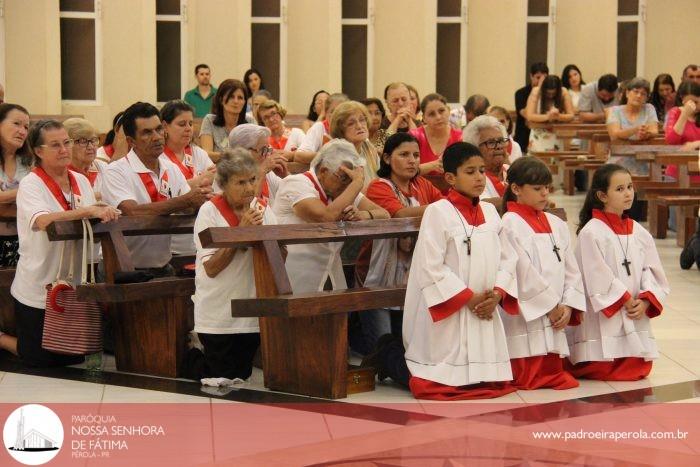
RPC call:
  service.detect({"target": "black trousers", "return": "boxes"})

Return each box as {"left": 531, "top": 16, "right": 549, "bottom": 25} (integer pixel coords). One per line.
{"left": 14, "top": 299, "right": 84, "bottom": 367}
{"left": 182, "top": 332, "right": 260, "bottom": 381}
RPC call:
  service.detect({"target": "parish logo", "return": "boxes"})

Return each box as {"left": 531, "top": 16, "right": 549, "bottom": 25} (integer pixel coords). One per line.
{"left": 3, "top": 404, "right": 63, "bottom": 465}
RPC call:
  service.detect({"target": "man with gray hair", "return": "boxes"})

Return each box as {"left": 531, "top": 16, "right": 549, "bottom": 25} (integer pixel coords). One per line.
{"left": 463, "top": 115, "right": 509, "bottom": 200}
{"left": 273, "top": 139, "right": 389, "bottom": 293}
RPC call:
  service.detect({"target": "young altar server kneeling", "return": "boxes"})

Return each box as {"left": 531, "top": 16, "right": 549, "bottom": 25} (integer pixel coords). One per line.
{"left": 402, "top": 142, "right": 519, "bottom": 400}
{"left": 500, "top": 157, "right": 585, "bottom": 390}
{"left": 182, "top": 148, "right": 277, "bottom": 383}
{"left": 567, "top": 164, "right": 670, "bottom": 380}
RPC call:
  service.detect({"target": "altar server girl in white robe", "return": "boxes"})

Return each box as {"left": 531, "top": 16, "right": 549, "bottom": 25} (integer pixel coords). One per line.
{"left": 500, "top": 157, "right": 586, "bottom": 390}
{"left": 567, "top": 163, "right": 669, "bottom": 380}
{"left": 402, "top": 142, "right": 519, "bottom": 400}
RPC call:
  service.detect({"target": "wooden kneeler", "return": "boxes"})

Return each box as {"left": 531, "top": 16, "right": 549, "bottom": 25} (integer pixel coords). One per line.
{"left": 200, "top": 219, "right": 420, "bottom": 399}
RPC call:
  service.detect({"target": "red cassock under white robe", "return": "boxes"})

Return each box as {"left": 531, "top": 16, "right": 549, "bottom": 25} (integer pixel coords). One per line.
{"left": 402, "top": 190, "right": 519, "bottom": 400}
{"left": 566, "top": 209, "right": 670, "bottom": 381}
{"left": 500, "top": 202, "right": 586, "bottom": 390}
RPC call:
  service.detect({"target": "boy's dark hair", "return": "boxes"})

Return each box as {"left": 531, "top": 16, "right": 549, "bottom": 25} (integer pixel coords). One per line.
{"left": 443, "top": 142, "right": 482, "bottom": 175}
{"left": 502, "top": 157, "right": 553, "bottom": 210}
{"left": 194, "top": 64, "right": 210, "bottom": 74}
{"left": 597, "top": 74, "right": 619, "bottom": 93}
{"left": 530, "top": 62, "right": 549, "bottom": 75}
{"left": 121, "top": 102, "right": 160, "bottom": 138}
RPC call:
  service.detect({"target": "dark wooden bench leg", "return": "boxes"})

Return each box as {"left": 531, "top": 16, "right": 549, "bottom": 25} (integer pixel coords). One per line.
{"left": 112, "top": 296, "right": 193, "bottom": 377}
{"left": 678, "top": 207, "right": 698, "bottom": 247}
{"left": 650, "top": 201, "right": 667, "bottom": 239}
{"left": 564, "top": 169, "right": 575, "bottom": 196}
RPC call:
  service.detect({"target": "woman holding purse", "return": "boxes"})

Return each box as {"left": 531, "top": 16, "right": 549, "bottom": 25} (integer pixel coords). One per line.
{"left": 0, "top": 120, "right": 120, "bottom": 367}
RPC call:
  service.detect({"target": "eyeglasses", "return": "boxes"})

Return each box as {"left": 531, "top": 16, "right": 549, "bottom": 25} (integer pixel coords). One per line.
{"left": 250, "top": 145, "right": 273, "bottom": 158}
{"left": 261, "top": 111, "right": 281, "bottom": 122}
{"left": 345, "top": 117, "right": 368, "bottom": 128}
{"left": 40, "top": 139, "right": 74, "bottom": 151}
{"left": 74, "top": 137, "right": 100, "bottom": 147}
{"left": 479, "top": 137, "right": 509, "bottom": 149}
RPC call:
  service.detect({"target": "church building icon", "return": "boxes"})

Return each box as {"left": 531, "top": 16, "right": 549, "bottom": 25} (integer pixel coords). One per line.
{"left": 9, "top": 409, "right": 59, "bottom": 452}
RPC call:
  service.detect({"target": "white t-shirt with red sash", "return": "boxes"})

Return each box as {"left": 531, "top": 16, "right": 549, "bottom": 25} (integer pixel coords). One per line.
{"left": 192, "top": 195, "right": 276, "bottom": 334}
{"left": 269, "top": 127, "right": 305, "bottom": 152}
{"left": 11, "top": 167, "right": 97, "bottom": 308}
{"left": 101, "top": 149, "right": 190, "bottom": 268}
{"left": 297, "top": 120, "right": 331, "bottom": 153}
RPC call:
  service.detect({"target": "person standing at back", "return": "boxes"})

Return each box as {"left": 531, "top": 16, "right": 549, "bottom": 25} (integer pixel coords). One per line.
{"left": 184, "top": 64, "right": 217, "bottom": 119}
{"left": 514, "top": 63, "right": 548, "bottom": 151}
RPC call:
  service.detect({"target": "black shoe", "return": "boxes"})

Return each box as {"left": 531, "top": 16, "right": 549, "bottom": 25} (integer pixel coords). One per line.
{"left": 360, "top": 334, "right": 396, "bottom": 381}
{"left": 680, "top": 235, "right": 699, "bottom": 270}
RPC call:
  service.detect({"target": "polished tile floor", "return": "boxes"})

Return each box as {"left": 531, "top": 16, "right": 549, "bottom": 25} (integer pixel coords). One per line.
{"left": 1, "top": 193, "right": 699, "bottom": 465}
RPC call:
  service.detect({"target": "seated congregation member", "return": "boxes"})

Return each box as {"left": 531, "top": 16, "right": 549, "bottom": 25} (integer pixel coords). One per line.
{"left": 462, "top": 115, "right": 509, "bottom": 202}
{"left": 389, "top": 142, "right": 519, "bottom": 399}
{"left": 101, "top": 102, "right": 212, "bottom": 276}
{"left": 407, "top": 84, "right": 421, "bottom": 120}
{"left": 567, "top": 164, "right": 669, "bottom": 381}
{"left": 258, "top": 99, "right": 305, "bottom": 160}
{"left": 488, "top": 105, "right": 522, "bottom": 163}
{"left": 561, "top": 64, "right": 585, "bottom": 111}
{"left": 650, "top": 74, "right": 676, "bottom": 122}
{"left": 0, "top": 120, "right": 120, "bottom": 366}
{"left": 500, "top": 157, "right": 585, "bottom": 390}
{"left": 362, "top": 97, "right": 388, "bottom": 154}
{"left": 607, "top": 77, "right": 659, "bottom": 177}
{"left": 247, "top": 89, "right": 272, "bottom": 124}
{"left": 63, "top": 118, "right": 107, "bottom": 197}
{"left": 449, "top": 94, "right": 490, "bottom": 130}
{"left": 578, "top": 74, "right": 619, "bottom": 123}
{"left": 302, "top": 90, "right": 329, "bottom": 132}
{"left": 96, "top": 111, "right": 128, "bottom": 163}
{"left": 330, "top": 101, "right": 380, "bottom": 189}
{"left": 515, "top": 62, "right": 549, "bottom": 151}
{"left": 410, "top": 93, "right": 462, "bottom": 175}
{"left": 295, "top": 93, "right": 349, "bottom": 164}
{"left": 183, "top": 64, "right": 217, "bottom": 119}
{"left": 354, "top": 133, "right": 443, "bottom": 354}
{"left": 243, "top": 68, "right": 265, "bottom": 115}
{"left": 525, "top": 75, "right": 575, "bottom": 152}
{"left": 681, "top": 64, "right": 700, "bottom": 84}
{"left": 0, "top": 103, "right": 32, "bottom": 266}
{"left": 383, "top": 82, "right": 418, "bottom": 134}
{"left": 273, "top": 139, "right": 388, "bottom": 293}
{"left": 199, "top": 79, "right": 248, "bottom": 159}
{"left": 182, "top": 148, "right": 276, "bottom": 383}
{"left": 228, "top": 124, "right": 287, "bottom": 206}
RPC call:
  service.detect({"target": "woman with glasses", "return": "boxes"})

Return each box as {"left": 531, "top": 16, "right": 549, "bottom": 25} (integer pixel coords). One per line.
{"left": 228, "top": 123, "right": 287, "bottom": 206}
{"left": 330, "top": 101, "right": 379, "bottom": 190}
{"left": 0, "top": 119, "right": 119, "bottom": 367}
{"left": 487, "top": 105, "right": 523, "bottom": 163}
{"left": 525, "top": 75, "right": 575, "bottom": 153}
{"left": 0, "top": 103, "right": 32, "bottom": 267}
{"left": 257, "top": 99, "right": 304, "bottom": 162}
{"left": 409, "top": 93, "right": 463, "bottom": 177}
{"left": 607, "top": 77, "right": 659, "bottom": 176}
{"left": 463, "top": 115, "right": 511, "bottom": 202}
{"left": 63, "top": 118, "right": 108, "bottom": 198}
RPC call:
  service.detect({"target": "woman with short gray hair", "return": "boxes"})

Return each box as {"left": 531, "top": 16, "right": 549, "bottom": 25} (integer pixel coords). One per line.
{"left": 184, "top": 146, "right": 277, "bottom": 383}
{"left": 273, "top": 138, "right": 389, "bottom": 293}
{"left": 463, "top": 115, "right": 510, "bottom": 200}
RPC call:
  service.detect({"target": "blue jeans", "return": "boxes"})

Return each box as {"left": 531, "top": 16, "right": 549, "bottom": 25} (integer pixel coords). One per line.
{"left": 354, "top": 308, "right": 403, "bottom": 355}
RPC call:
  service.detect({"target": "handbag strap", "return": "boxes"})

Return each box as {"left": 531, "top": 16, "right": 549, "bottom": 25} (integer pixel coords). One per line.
{"left": 80, "top": 218, "right": 95, "bottom": 285}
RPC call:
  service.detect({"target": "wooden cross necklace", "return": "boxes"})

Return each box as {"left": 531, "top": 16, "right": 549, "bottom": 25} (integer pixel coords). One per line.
{"left": 533, "top": 212, "right": 561, "bottom": 262}
{"left": 602, "top": 211, "right": 632, "bottom": 276}
{"left": 452, "top": 201, "right": 478, "bottom": 255}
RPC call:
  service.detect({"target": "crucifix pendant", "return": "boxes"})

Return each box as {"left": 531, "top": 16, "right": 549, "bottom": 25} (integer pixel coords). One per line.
{"left": 622, "top": 258, "right": 632, "bottom": 276}
{"left": 464, "top": 237, "right": 471, "bottom": 255}
{"left": 552, "top": 244, "right": 561, "bottom": 262}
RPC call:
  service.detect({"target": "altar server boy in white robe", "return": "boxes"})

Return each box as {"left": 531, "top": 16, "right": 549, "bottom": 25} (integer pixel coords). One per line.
{"left": 402, "top": 142, "right": 519, "bottom": 400}
{"left": 500, "top": 157, "right": 586, "bottom": 390}
{"left": 567, "top": 164, "right": 670, "bottom": 380}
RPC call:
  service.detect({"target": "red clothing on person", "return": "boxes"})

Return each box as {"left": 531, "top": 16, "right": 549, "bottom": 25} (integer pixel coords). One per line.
{"left": 409, "top": 126, "right": 462, "bottom": 167}
{"left": 664, "top": 106, "right": 700, "bottom": 182}
{"left": 365, "top": 176, "right": 442, "bottom": 217}
{"left": 566, "top": 357, "right": 652, "bottom": 381}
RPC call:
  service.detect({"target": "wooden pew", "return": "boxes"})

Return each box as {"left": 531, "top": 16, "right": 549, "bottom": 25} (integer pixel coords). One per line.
{"left": 528, "top": 122, "right": 607, "bottom": 150}
{"left": 47, "top": 215, "right": 197, "bottom": 377}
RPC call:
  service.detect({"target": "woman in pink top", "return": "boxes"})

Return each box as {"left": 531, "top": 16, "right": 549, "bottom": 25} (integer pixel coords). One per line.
{"left": 665, "top": 81, "right": 700, "bottom": 182}
{"left": 409, "top": 93, "right": 462, "bottom": 175}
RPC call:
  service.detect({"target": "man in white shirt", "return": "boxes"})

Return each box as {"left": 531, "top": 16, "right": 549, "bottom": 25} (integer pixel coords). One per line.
{"left": 101, "top": 102, "right": 213, "bottom": 275}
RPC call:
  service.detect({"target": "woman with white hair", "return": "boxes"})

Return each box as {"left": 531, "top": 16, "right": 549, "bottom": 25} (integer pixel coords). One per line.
{"left": 228, "top": 123, "right": 287, "bottom": 205}
{"left": 463, "top": 115, "right": 510, "bottom": 200}
{"left": 273, "top": 139, "right": 389, "bottom": 293}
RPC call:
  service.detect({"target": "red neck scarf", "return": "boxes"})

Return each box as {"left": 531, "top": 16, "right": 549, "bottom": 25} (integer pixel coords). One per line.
{"left": 446, "top": 189, "right": 485, "bottom": 226}
{"left": 103, "top": 144, "right": 115, "bottom": 158}
{"left": 269, "top": 128, "right": 290, "bottom": 150}
{"left": 593, "top": 209, "right": 634, "bottom": 235}
{"left": 485, "top": 171, "right": 506, "bottom": 197}
{"left": 260, "top": 177, "right": 270, "bottom": 202}
{"left": 129, "top": 156, "right": 170, "bottom": 203}
{"left": 33, "top": 167, "right": 82, "bottom": 211}
{"left": 506, "top": 201, "right": 552, "bottom": 233}
{"left": 211, "top": 195, "right": 240, "bottom": 227}
{"left": 303, "top": 171, "right": 329, "bottom": 205}
{"left": 163, "top": 145, "right": 194, "bottom": 180}
{"left": 67, "top": 164, "right": 98, "bottom": 187}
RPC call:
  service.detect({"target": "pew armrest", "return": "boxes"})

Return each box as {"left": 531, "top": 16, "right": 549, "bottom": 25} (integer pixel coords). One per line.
{"left": 76, "top": 278, "right": 195, "bottom": 302}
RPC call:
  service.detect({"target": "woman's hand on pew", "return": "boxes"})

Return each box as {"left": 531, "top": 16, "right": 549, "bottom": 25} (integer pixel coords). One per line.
{"left": 681, "top": 141, "right": 700, "bottom": 151}
{"left": 88, "top": 204, "right": 121, "bottom": 223}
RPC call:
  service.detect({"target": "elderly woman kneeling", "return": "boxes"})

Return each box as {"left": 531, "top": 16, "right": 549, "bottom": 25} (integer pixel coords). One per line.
{"left": 273, "top": 139, "right": 389, "bottom": 293}
{"left": 183, "top": 148, "right": 276, "bottom": 382}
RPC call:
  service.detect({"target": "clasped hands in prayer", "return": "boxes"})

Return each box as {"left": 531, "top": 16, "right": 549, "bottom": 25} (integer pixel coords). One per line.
{"left": 468, "top": 289, "right": 503, "bottom": 321}
{"left": 623, "top": 297, "right": 650, "bottom": 320}
{"left": 547, "top": 304, "right": 573, "bottom": 330}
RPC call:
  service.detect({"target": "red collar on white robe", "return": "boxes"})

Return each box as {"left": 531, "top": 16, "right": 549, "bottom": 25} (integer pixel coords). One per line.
{"left": 485, "top": 171, "right": 506, "bottom": 197}
{"left": 506, "top": 201, "right": 552, "bottom": 233}
{"left": 592, "top": 209, "right": 634, "bottom": 235}
{"left": 446, "top": 189, "right": 485, "bottom": 226}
